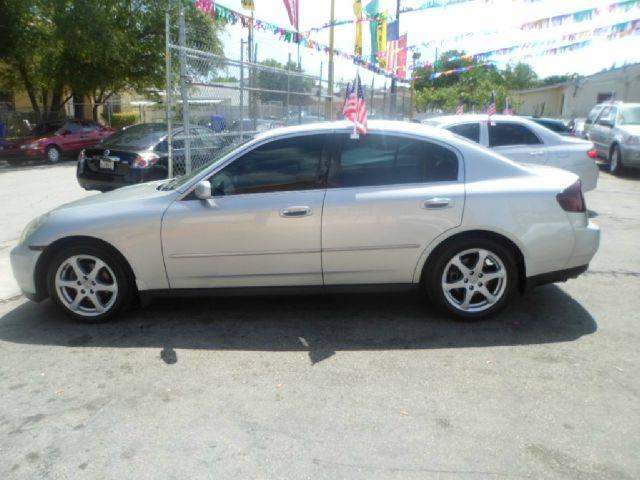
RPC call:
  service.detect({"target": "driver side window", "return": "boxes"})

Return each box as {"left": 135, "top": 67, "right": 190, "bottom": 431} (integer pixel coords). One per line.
{"left": 209, "top": 135, "right": 327, "bottom": 196}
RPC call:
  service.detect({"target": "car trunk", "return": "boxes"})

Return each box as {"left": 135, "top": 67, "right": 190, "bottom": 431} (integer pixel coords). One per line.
{"left": 83, "top": 147, "right": 140, "bottom": 177}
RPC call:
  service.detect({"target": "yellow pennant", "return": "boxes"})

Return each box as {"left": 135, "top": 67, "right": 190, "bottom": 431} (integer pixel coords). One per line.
{"left": 241, "top": 0, "right": 255, "bottom": 10}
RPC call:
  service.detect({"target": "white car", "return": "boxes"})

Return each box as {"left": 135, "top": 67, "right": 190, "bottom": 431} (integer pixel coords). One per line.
{"left": 424, "top": 114, "right": 600, "bottom": 191}
{"left": 11, "top": 121, "right": 600, "bottom": 323}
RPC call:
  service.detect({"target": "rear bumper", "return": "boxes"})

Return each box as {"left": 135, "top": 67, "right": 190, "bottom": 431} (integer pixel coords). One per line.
{"left": 525, "top": 264, "right": 589, "bottom": 290}
{"left": 77, "top": 163, "right": 165, "bottom": 191}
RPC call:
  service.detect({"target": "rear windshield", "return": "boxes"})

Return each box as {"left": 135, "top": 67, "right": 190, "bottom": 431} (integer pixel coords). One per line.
{"left": 102, "top": 123, "right": 167, "bottom": 149}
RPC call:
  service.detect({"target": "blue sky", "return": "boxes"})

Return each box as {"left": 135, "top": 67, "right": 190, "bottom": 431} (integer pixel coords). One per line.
{"left": 218, "top": 0, "right": 640, "bottom": 83}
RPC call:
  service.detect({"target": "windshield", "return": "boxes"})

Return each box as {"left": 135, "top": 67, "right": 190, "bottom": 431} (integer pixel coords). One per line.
{"left": 31, "top": 123, "right": 64, "bottom": 136}
{"left": 160, "top": 136, "right": 254, "bottom": 191}
{"left": 102, "top": 123, "right": 167, "bottom": 149}
{"left": 619, "top": 106, "right": 640, "bottom": 126}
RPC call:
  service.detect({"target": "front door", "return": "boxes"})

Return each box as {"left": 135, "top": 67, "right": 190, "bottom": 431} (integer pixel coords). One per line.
{"left": 161, "top": 134, "right": 329, "bottom": 289}
{"left": 322, "top": 132, "right": 465, "bottom": 285}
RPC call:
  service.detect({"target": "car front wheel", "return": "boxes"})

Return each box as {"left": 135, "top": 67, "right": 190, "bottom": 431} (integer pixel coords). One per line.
{"left": 45, "top": 145, "right": 62, "bottom": 163}
{"left": 609, "top": 145, "right": 624, "bottom": 175}
{"left": 47, "top": 243, "right": 133, "bottom": 322}
{"left": 425, "top": 238, "right": 517, "bottom": 320}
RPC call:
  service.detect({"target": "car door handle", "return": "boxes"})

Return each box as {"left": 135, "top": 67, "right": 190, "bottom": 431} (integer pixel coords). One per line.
{"left": 280, "top": 206, "right": 313, "bottom": 217}
{"left": 423, "top": 198, "right": 452, "bottom": 209}
{"left": 529, "top": 150, "right": 545, "bottom": 156}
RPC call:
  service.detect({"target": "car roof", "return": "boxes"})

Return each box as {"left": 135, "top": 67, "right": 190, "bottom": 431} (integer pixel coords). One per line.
{"left": 251, "top": 120, "right": 456, "bottom": 142}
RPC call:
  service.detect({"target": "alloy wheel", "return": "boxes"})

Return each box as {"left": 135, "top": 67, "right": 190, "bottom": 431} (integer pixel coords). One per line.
{"left": 441, "top": 248, "right": 508, "bottom": 314}
{"left": 54, "top": 254, "right": 118, "bottom": 317}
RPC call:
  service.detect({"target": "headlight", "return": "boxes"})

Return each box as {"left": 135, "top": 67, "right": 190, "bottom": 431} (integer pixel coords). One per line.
{"left": 19, "top": 214, "right": 48, "bottom": 244}
{"left": 20, "top": 143, "right": 40, "bottom": 150}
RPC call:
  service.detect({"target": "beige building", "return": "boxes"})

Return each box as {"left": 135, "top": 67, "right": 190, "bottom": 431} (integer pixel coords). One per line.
{"left": 515, "top": 63, "right": 640, "bottom": 119}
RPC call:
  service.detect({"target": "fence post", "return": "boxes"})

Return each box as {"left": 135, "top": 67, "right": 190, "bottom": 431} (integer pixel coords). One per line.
{"left": 165, "top": 13, "right": 173, "bottom": 179}
{"left": 318, "top": 62, "right": 323, "bottom": 118}
{"left": 179, "top": 9, "right": 191, "bottom": 174}
{"left": 286, "top": 55, "right": 291, "bottom": 124}
{"left": 240, "top": 39, "right": 245, "bottom": 141}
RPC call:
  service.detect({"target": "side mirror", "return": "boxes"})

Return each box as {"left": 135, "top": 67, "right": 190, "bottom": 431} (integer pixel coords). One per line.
{"left": 194, "top": 180, "right": 211, "bottom": 199}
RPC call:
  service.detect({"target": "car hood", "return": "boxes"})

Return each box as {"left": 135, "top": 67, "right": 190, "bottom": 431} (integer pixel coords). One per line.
{"left": 54, "top": 181, "right": 171, "bottom": 212}
{"left": 27, "top": 181, "right": 178, "bottom": 247}
{"left": 5, "top": 135, "right": 47, "bottom": 146}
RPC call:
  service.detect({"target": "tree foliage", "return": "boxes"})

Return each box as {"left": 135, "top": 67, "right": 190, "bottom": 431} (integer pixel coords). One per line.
{"left": 413, "top": 50, "right": 547, "bottom": 115}
{"left": 257, "top": 58, "right": 315, "bottom": 106}
{"left": 0, "top": 0, "right": 223, "bottom": 121}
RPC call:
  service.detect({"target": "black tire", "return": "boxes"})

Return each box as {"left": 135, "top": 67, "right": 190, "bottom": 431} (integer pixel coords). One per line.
{"left": 46, "top": 243, "right": 134, "bottom": 323}
{"left": 425, "top": 237, "right": 518, "bottom": 320}
{"left": 45, "top": 145, "right": 62, "bottom": 164}
{"left": 609, "top": 144, "right": 624, "bottom": 175}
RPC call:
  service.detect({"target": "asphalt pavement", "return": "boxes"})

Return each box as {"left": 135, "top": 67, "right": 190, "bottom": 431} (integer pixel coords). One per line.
{"left": 0, "top": 159, "right": 638, "bottom": 479}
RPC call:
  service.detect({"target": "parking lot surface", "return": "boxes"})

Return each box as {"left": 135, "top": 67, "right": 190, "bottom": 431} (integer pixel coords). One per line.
{"left": 0, "top": 160, "right": 639, "bottom": 479}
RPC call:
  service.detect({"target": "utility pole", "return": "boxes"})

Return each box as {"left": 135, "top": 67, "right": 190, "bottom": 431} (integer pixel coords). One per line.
{"left": 327, "top": 0, "right": 336, "bottom": 120}
{"left": 389, "top": 0, "right": 400, "bottom": 118}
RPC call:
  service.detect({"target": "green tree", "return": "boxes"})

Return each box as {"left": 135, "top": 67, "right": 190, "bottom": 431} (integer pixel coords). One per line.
{"left": 0, "top": 0, "right": 223, "bottom": 122}
{"left": 257, "top": 58, "right": 314, "bottom": 106}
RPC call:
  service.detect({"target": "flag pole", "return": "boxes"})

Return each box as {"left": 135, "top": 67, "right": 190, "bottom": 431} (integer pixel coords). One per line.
{"left": 351, "top": 69, "right": 360, "bottom": 139}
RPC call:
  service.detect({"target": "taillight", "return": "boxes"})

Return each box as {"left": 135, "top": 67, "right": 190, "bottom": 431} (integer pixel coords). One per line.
{"left": 556, "top": 180, "right": 586, "bottom": 212}
{"left": 133, "top": 152, "right": 160, "bottom": 168}
{"left": 587, "top": 148, "right": 598, "bottom": 159}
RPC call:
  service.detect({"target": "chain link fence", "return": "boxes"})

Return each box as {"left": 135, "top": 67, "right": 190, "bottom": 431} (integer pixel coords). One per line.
{"left": 165, "top": 12, "right": 410, "bottom": 177}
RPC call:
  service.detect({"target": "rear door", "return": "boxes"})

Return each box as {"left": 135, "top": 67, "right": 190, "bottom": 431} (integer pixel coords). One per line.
{"left": 321, "top": 132, "right": 464, "bottom": 285}
{"left": 488, "top": 121, "right": 549, "bottom": 165}
{"left": 589, "top": 105, "right": 616, "bottom": 155}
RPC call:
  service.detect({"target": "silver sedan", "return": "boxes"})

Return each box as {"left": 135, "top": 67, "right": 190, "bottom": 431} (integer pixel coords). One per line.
{"left": 11, "top": 121, "right": 600, "bottom": 322}
{"left": 424, "top": 114, "right": 600, "bottom": 191}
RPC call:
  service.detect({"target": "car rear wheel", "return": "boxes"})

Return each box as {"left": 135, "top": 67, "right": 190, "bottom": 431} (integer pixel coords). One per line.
{"left": 46, "top": 145, "right": 62, "bottom": 163}
{"left": 609, "top": 145, "right": 624, "bottom": 175}
{"left": 425, "top": 238, "right": 517, "bottom": 320}
{"left": 47, "top": 243, "right": 133, "bottom": 323}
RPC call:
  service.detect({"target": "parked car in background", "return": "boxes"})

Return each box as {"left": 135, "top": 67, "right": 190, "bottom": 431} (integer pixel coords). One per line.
{"left": 527, "top": 117, "right": 574, "bottom": 136}
{"left": 0, "top": 120, "right": 115, "bottom": 164}
{"left": 13, "top": 121, "right": 599, "bottom": 323}
{"left": 584, "top": 101, "right": 640, "bottom": 174}
{"left": 424, "top": 114, "right": 599, "bottom": 191}
{"left": 77, "top": 123, "right": 226, "bottom": 191}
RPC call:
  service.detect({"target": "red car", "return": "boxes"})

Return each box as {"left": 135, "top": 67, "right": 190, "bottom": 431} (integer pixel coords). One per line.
{"left": 0, "top": 120, "right": 115, "bottom": 164}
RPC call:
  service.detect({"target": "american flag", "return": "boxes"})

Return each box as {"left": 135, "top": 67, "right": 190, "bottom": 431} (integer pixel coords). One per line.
{"left": 487, "top": 91, "right": 496, "bottom": 125}
{"left": 343, "top": 74, "right": 368, "bottom": 135}
{"left": 456, "top": 95, "right": 464, "bottom": 115}
{"left": 196, "top": 0, "right": 215, "bottom": 17}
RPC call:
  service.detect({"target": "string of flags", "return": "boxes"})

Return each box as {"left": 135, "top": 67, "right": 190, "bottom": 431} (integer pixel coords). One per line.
{"left": 196, "top": 1, "right": 640, "bottom": 84}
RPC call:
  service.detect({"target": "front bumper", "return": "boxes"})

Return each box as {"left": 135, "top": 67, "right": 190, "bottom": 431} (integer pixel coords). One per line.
{"left": 10, "top": 243, "right": 44, "bottom": 300}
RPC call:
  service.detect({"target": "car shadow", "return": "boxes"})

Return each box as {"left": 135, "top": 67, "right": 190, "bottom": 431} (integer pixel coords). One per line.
{"left": 0, "top": 286, "right": 597, "bottom": 364}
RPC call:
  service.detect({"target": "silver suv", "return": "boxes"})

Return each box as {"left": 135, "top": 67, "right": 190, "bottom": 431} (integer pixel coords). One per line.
{"left": 585, "top": 102, "right": 640, "bottom": 174}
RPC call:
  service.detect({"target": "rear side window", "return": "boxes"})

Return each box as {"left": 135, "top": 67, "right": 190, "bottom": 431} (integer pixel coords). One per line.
{"left": 446, "top": 123, "right": 480, "bottom": 143}
{"left": 329, "top": 134, "right": 458, "bottom": 188}
{"left": 489, "top": 123, "right": 541, "bottom": 147}
{"left": 585, "top": 106, "right": 603, "bottom": 126}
